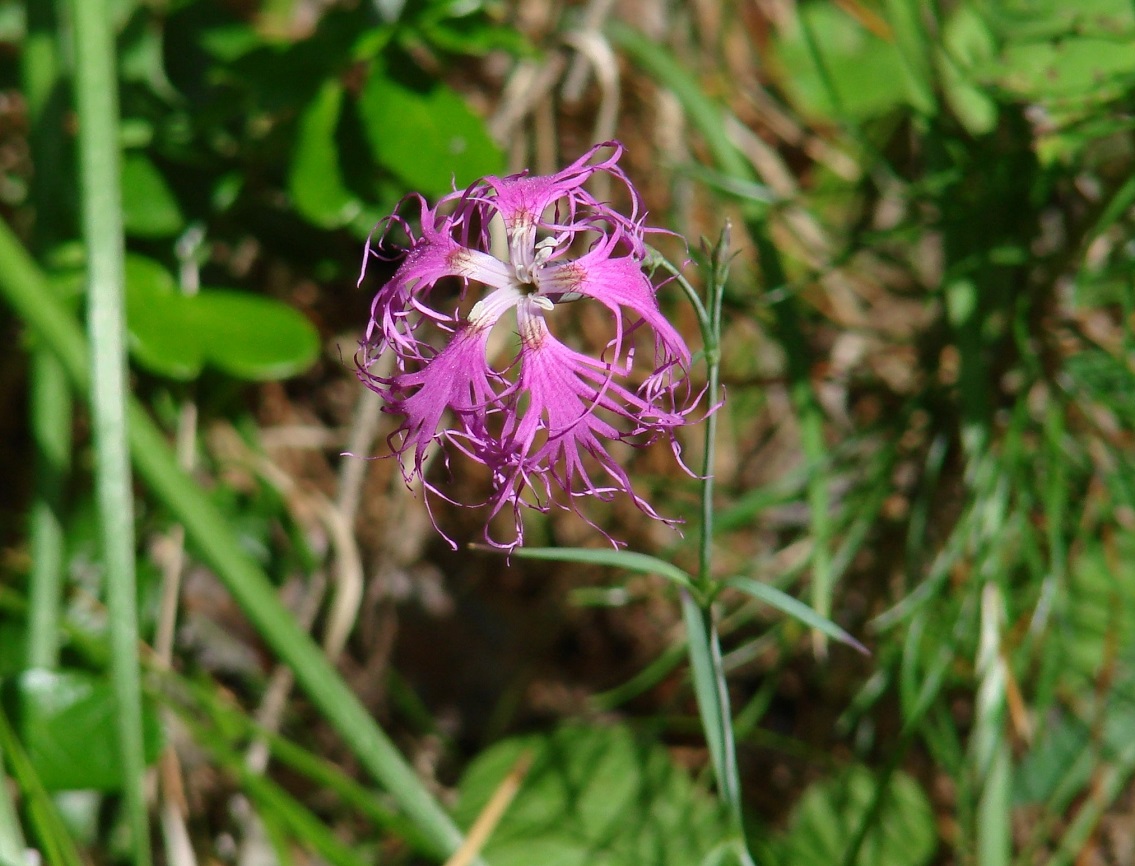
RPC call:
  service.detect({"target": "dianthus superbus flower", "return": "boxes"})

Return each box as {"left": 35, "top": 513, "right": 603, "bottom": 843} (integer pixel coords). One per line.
{"left": 356, "top": 141, "right": 696, "bottom": 549}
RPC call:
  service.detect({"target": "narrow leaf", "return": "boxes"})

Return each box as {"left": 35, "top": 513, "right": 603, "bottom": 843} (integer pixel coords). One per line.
{"left": 499, "top": 546, "right": 694, "bottom": 590}
{"left": 725, "top": 577, "right": 869, "bottom": 655}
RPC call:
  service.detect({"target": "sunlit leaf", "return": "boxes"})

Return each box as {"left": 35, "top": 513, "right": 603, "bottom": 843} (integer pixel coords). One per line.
{"left": 940, "top": 5, "right": 998, "bottom": 135}
{"left": 289, "top": 80, "right": 362, "bottom": 229}
{"left": 125, "top": 255, "right": 321, "bottom": 381}
{"left": 121, "top": 152, "right": 183, "bottom": 239}
{"left": 454, "top": 724, "right": 736, "bottom": 866}
{"left": 357, "top": 65, "right": 503, "bottom": 195}
{"left": 775, "top": 766, "right": 936, "bottom": 866}
{"left": 771, "top": 4, "right": 913, "bottom": 120}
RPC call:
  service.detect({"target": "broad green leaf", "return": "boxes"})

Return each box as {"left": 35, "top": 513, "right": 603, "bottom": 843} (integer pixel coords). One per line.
{"left": 178, "top": 291, "right": 322, "bottom": 380}
{"left": 1015, "top": 688, "right": 1135, "bottom": 810}
{"left": 124, "top": 255, "right": 320, "bottom": 381}
{"left": 969, "top": 0, "right": 1135, "bottom": 159}
{"left": 775, "top": 766, "right": 936, "bottom": 866}
{"left": 771, "top": 4, "right": 913, "bottom": 121}
{"left": 1, "top": 669, "right": 162, "bottom": 792}
{"left": 980, "top": 0, "right": 1134, "bottom": 44}
{"left": 939, "top": 5, "right": 998, "bottom": 135}
{"left": 1048, "top": 533, "right": 1135, "bottom": 689}
{"left": 121, "top": 152, "right": 184, "bottom": 239}
{"left": 453, "top": 724, "right": 735, "bottom": 866}
{"left": 289, "top": 80, "right": 363, "bottom": 229}
{"left": 881, "top": 0, "right": 937, "bottom": 116}
{"left": 983, "top": 36, "right": 1135, "bottom": 101}
{"left": 357, "top": 66, "right": 503, "bottom": 195}
{"left": 409, "top": 3, "right": 533, "bottom": 57}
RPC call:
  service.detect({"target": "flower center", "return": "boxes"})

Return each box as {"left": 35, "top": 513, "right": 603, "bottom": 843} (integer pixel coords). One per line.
{"left": 514, "top": 235, "right": 559, "bottom": 290}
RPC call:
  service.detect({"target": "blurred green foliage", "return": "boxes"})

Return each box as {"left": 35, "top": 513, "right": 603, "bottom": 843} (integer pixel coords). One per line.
{"left": 1, "top": 670, "right": 163, "bottom": 792}
{"left": 454, "top": 724, "right": 736, "bottom": 866}
{"left": 4, "top": 0, "right": 1135, "bottom": 864}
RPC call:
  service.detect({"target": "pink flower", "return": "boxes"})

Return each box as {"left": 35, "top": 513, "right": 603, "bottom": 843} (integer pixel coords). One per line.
{"left": 357, "top": 141, "right": 696, "bottom": 549}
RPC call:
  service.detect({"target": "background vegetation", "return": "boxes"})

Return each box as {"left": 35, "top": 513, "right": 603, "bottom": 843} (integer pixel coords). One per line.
{"left": 3, "top": 0, "right": 1135, "bottom": 864}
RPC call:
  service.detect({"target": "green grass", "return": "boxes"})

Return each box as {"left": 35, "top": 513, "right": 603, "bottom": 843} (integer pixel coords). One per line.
{"left": 3, "top": 0, "right": 1135, "bottom": 864}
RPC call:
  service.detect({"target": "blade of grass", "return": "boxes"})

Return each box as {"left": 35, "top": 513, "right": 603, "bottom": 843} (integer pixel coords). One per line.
{"left": 607, "top": 22, "right": 753, "bottom": 187}
{"left": 24, "top": 0, "right": 70, "bottom": 673}
{"left": 162, "top": 673, "right": 438, "bottom": 856}
{"left": 26, "top": 346, "right": 69, "bottom": 670}
{"left": 723, "top": 577, "right": 867, "bottom": 655}
{"left": 1031, "top": 402, "right": 1069, "bottom": 638}
{"left": 973, "top": 583, "right": 1012, "bottom": 866}
{"left": 757, "top": 235, "right": 834, "bottom": 659}
{"left": 178, "top": 713, "right": 371, "bottom": 866}
{"left": 0, "top": 706, "right": 82, "bottom": 866}
{"left": 67, "top": 1, "right": 148, "bottom": 862}
{"left": 590, "top": 640, "right": 688, "bottom": 712}
{"left": 0, "top": 747, "right": 26, "bottom": 866}
{"left": 0, "top": 224, "right": 469, "bottom": 861}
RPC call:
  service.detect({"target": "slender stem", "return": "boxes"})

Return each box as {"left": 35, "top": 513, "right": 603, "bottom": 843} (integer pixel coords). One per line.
{"left": 698, "top": 225, "right": 730, "bottom": 590}
{"left": 696, "top": 228, "right": 751, "bottom": 861}
{"left": 668, "top": 229, "right": 753, "bottom": 862}
{"left": 651, "top": 229, "right": 730, "bottom": 594}
{"left": 651, "top": 250, "right": 713, "bottom": 366}
{"left": 68, "top": 0, "right": 149, "bottom": 862}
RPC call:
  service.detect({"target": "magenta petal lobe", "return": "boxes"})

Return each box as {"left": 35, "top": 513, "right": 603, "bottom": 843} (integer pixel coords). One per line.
{"left": 356, "top": 141, "right": 701, "bottom": 549}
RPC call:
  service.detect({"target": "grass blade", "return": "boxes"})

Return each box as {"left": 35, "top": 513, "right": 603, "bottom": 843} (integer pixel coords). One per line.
{"left": 23, "top": 0, "right": 70, "bottom": 674}
{"left": 26, "top": 354, "right": 69, "bottom": 671}
{"left": 0, "top": 748, "right": 26, "bottom": 866}
{"left": 973, "top": 583, "right": 1011, "bottom": 866}
{"left": 724, "top": 577, "right": 868, "bottom": 656}
{"left": 0, "top": 706, "right": 82, "bottom": 866}
{"left": 0, "top": 222, "right": 469, "bottom": 861}
{"left": 67, "top": 0, "right": 148, "bottom": 861}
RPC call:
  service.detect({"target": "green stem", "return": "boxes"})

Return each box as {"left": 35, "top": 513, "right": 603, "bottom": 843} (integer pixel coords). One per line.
{"left": 669, "top": 230, "right": 752, "bottom": 863}
{"left": 698, "top": 228, "right": 729, "bottom": 588}
{"left": 68, "top": 1, "right": 149, "bottom": 863}
{"left": 613, "top": 18, "right": 835, "bottom": 655}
